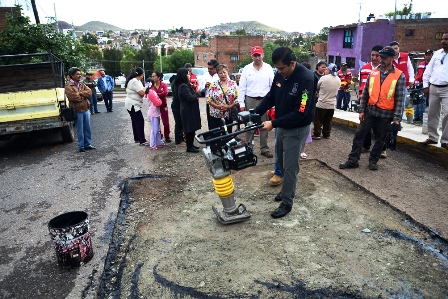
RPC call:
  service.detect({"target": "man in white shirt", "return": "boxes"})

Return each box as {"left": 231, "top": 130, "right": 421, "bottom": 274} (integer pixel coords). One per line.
{"left": 237, "top": 46, "right": 274, "bottom": 158}
{"left": 420, "top": 33, "right": 448, "bottom": 150}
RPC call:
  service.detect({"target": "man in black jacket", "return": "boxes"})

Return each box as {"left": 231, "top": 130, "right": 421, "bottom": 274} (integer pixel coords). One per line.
{"left": 255, "top": 47, "right": 315, "bottom": 218}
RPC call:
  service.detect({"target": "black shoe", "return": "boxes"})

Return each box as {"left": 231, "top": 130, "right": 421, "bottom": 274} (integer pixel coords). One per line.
{"left": 79, "top": 148, "right": 85, "bottom": 152}
{"left": 165, "top": 137, "right": 172, "bottom": 143}
{"left": 186, "top": 147, "right": 199, "bottom": 153}
{"left": 271, "top": 202, "right": 292, "bottom": 218}
{"left": 368, "top": 162, "right": 378, "bottom": 170}
{"left": 339, "top": 161, "right": 359, "bottom": 169}
{"left": 109, "top": 109, "right": 113, "bottom": 112}
{"left": 95, "top": 111, "right": 101, "bottom": 114}
{"left": 85, "top": 145, "right": 96, "bottom": 150}
{"left": 192, "top": 145, "right": 199, "bottom": 150}
{"left": 274, "top": 192, "right": 282, "bottom": 202}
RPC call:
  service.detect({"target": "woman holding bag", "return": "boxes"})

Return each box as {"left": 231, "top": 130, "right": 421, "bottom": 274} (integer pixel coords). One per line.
{"left": 206, "top": 64, "right": 238, "bottom": 132}
{"left": 124, "top": 67, "right": 148, "bottom": 146}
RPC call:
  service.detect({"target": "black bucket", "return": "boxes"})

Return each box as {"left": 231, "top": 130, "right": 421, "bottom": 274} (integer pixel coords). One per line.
{"left": 48, "top": 211, "right": 94, "bottom": 267}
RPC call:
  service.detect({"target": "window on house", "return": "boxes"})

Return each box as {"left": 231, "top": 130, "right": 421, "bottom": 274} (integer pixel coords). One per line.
{"left": 346, "top": 57, "right": 356, "bottom": 69}
{"left": 197, "top": 54, "right": 200, "bottom": 60}
{"left": 343, "top": 30, "right": 354, "bottom": 49}
{"left": 436, "top": 32, "right": 444, "bottom": 39}
{"left": 405, "top": 29, "right": 415, "bottom": 37}
{"left": 230, "top": 54, "right": 239, "bottom": 62}
{"left": 328, "top": 55, "right": 334, "bottom": 63}
{"left": 203, "top": 54, "right": 207, "bottom": 61}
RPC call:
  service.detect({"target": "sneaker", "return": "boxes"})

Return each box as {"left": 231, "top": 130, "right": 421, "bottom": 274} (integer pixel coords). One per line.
{"left": 361, "top": 147, "right": 369, "bottom": 153}
{"left": 369, "top": 162, "right": 378, "bottom": 170}
{"left": 339, "top": 161, "right": 359, "bottom": 169}
{"left": 254, "top": 128, "right": 260, "bottom": 137}
{"left": 269, "top": 175, "right": 282, "bottom": 186}
{"left": 380, "top": 151, "right": 387, "bottom": 158}
{"left": 271, "top": 202, "right": 292, "bottom": 218}
{"left": 269, "top": 170, "right": 275, "bottom": 176}
{"left": 176, "top": 141, "right": 186, "bottom": 146}
{"left": 165, "top": 137, "right": 172, "bottom": 143}
{"left": 311, "top": 135, "right": 321, "bottom": 140}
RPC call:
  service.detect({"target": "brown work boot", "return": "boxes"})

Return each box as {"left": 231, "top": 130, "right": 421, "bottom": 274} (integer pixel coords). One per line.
{"left": 269, "top": 175, "right": 282, "bottom": 186}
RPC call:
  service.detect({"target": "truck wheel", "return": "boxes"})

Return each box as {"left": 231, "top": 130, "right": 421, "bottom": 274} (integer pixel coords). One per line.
{"left": 61, "top": 122, "right": 75, "bottom": 143}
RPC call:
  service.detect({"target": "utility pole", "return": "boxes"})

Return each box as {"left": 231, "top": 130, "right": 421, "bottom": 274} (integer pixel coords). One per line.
{"left": 54, "top": 3, "right": 59, "bottom": 33}
{"left": 357, "top": 2, "right": 365, "bottom": 23}
{"left": 30, "top": 0, "right": 40, "bottom": 24}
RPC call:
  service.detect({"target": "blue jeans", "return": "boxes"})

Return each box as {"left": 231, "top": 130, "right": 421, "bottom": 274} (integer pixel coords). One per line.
{"left": 413, "top": 89, "right": 426, "bottom": 120}
{"left": 336, "top": 90, "right": 351, "bottom": 110}
{"left": 89, "top": 93, "right": 98, "bottom": 113}
{"left": 276, "top": 125, "right": 310, "bottom": 207}
{"left": 75, "top": 110, "right": 92, "bottom": 149}
{"left": 103, "top": 90, "right": 113, "bottom": 111}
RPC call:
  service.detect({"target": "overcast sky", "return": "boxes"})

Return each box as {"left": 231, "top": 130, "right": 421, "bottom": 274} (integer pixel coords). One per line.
{"left": 2, "top": 0, "right": 447, "bottom": 33}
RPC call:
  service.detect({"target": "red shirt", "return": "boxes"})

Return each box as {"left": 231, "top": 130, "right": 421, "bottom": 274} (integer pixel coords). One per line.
{"left": 392, "top": 52, "right": 410, "bottom": 85}
{"left": 358, "top": 63, "right": 377, "bottom": 96}
{"left": 190, "top": 73, "right": 198, "bottom": 92}
{"left": 338, "top": 70, "right": 352, "bottom": 91}
{"left": 414, "top": 61, "right": 427, "bottom": 87}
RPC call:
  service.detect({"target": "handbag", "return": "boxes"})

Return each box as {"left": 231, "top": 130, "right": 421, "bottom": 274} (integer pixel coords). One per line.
{"left": 217, "top": 82, "right": 238, "bottom": 121}
{"left": 62, "top": 107, "right": 78, "bottom": 121}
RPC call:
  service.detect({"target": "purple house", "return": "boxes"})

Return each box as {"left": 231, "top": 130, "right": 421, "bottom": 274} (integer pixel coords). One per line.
{"left": 327, "top": 19, "right": 395, "bottom": 74}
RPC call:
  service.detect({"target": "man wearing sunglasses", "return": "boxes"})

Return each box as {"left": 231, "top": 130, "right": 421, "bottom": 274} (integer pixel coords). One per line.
{"left": 421, "top": 33, "right": 448, "bottom": 150}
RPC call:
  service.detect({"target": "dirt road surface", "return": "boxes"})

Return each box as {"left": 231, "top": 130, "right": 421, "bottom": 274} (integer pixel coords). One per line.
{"left": 1, "top": 94, "right": 448, "bottom": 298}
{"left": 96, "top": 98, "right": 448, "bottom": 298}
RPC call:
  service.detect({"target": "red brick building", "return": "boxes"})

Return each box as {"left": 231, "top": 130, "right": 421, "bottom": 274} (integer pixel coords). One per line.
{"left": 194, "top": 35, "right": 263, "bottom": 72}
{"left": 0, "top": 7, "right": 20, "bottom": 31}
{"left": 311, "top": 41, "right": 327, "bottom": 58}
{"left": 394, "top": 18, "right": 448, "bottom": 53}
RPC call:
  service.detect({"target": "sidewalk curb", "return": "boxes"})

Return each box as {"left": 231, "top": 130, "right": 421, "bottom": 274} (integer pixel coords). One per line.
{"left": 332, "top": 117, "right": 448, "bottom": 162}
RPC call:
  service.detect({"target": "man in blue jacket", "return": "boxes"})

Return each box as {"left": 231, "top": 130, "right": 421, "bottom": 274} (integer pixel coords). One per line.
{"left": 254, "top": 47, "right": 315, "bottom": 218}
{"left": 97, "top": 69, "right": 115, "bottom": 112}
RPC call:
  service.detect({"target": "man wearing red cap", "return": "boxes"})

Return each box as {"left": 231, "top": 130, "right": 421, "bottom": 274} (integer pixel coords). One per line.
{"left": 237, "top": 46, "right": 274, "bottom": 158}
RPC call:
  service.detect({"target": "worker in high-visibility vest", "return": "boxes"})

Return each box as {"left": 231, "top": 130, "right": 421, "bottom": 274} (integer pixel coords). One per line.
{"left": 339, "top": 46, "right": 406, "bottom": 171}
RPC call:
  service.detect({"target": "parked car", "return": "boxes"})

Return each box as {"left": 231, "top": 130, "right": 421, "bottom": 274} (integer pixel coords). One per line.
{"left": 95, "top": 80, "right": 103, "bottom": 101}
{"left": 162, "top": 73, "right": 176, "bottom": 95}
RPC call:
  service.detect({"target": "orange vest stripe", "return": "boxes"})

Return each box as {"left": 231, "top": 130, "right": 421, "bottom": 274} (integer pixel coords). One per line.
{"left": 368, "top": 69, "right": 402, "bottom": 110}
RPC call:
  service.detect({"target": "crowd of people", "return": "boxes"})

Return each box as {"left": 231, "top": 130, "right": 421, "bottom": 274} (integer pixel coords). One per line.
{"left": 64, "top": 33, "right": 447, "bottom": 218}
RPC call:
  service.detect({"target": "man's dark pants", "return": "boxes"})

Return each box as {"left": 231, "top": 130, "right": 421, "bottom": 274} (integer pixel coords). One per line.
{"left": 348, "top": 111, "right": 392, "bottom": 165}
{"left": 103, "top": 90, "right": 113, "bottom": 111}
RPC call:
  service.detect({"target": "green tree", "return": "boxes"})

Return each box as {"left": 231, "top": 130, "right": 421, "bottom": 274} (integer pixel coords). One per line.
{"left": 102, "top": 48, "right": 123, "bottom": 77}
{"left": 135, "top": 47, "right": 158, "bottom": 76}
{"left": 233, "top": 29, "right": 247, "bottom": 35}
{"left": 316, "top": 27, "right": 329, "bottom": 41}
{"left": 153, "top": 55, "right": 172, "bottom": 73}
{"left": 0, "top": 6, "right": 86, "bottom": 72}
{"left": 274, "top": 39, "right": 290, "bottom": 47}
{"left": 82, "top": 32, "right": 98, "bottom": 45}
{"left": 120, "top": 46, "right": 138, "bottom": 75}
{"left": 168, "top": 49, "right": 194, "bottom": 71}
